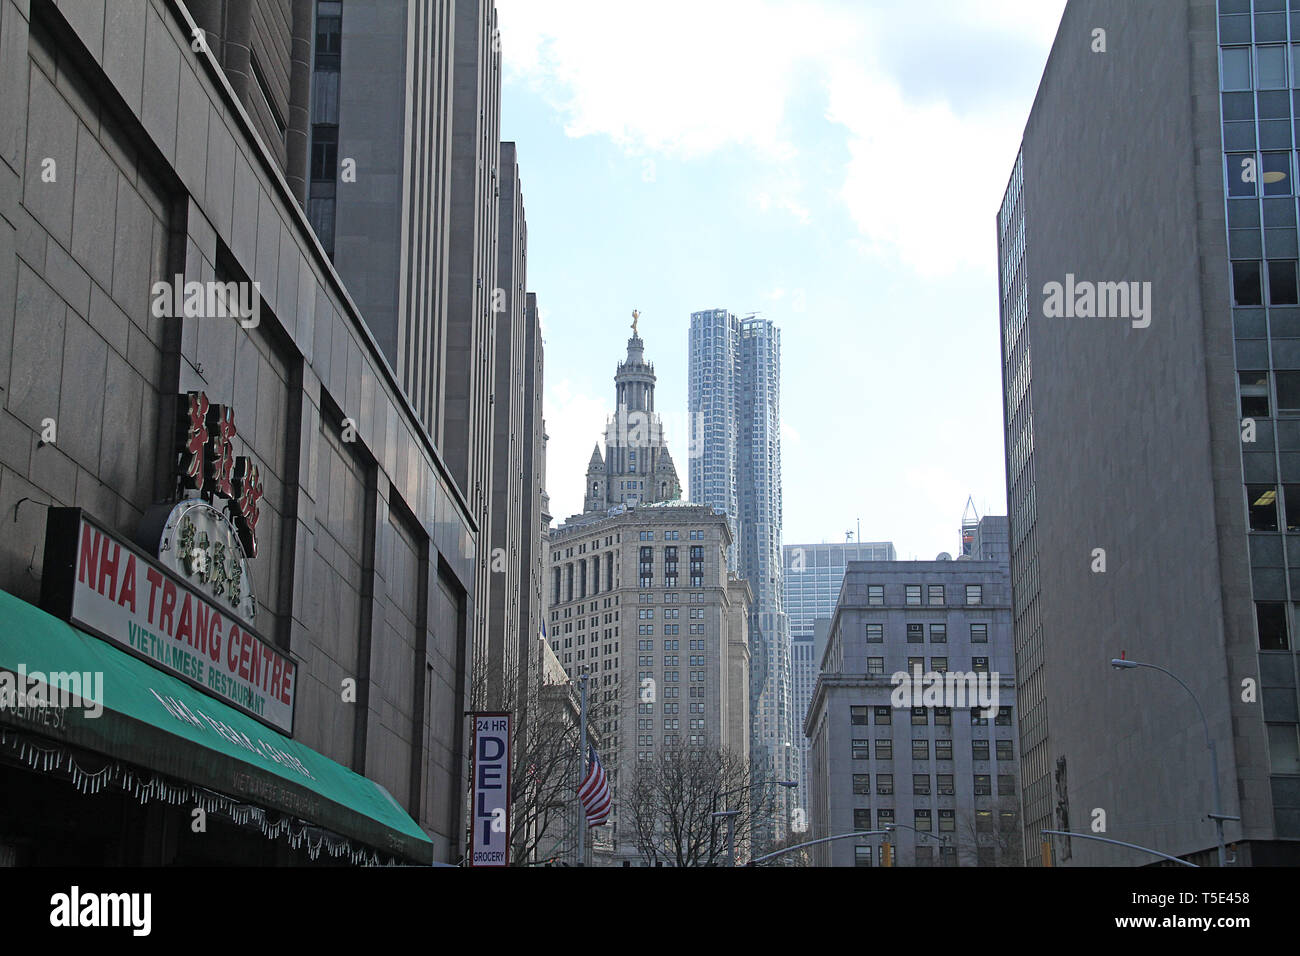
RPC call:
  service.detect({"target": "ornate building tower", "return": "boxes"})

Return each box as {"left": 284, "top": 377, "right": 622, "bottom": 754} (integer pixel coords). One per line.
{"left": 581, "top": 313, "right": 682, "bottom": 514}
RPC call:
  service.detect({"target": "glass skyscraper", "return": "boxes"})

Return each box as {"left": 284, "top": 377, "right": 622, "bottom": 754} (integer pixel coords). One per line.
{"left": 689, "top": 310, "right": 793, "bottom": 842}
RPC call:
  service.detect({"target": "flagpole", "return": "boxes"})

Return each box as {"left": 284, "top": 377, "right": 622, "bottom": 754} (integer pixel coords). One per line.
{"left": 577, "top": 669, "right": 588, "bottom": 867}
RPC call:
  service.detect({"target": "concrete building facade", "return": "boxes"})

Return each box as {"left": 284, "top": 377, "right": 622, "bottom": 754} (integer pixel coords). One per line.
{"left": 0, "top": 0, "right": 480, "bottom": 863}
{"left": 806, "top": 561, "right": 1017, "bottom": 866}
{"left": 998, "top": 0, "right": 1300, "bottom": 865}
{"left": 783, "top": 539, "right": 897, "bottom": 820}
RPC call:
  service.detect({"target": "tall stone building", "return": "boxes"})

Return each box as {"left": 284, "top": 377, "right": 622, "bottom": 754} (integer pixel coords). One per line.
{"left": 583, "top": 316, "right": 683, "bottom": 514}
{"left": 998, "top": 0, "right": 1300, "bottom": 865}
{"left": 546, "top": 327, "right": 752, "bottom": 863}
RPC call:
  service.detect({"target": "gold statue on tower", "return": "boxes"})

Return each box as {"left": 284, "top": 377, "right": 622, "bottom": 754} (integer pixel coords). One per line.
{"left": 632, "top": 309, "right": 640, "bottom": 336}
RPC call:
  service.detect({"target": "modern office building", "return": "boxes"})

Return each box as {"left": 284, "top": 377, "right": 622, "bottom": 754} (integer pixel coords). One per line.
{"left": 997, "top": 0, "right": 1300, "bottom": 865}
{"left": 805, "top": 561, "right": 1017, "bottom": 866}
{"left": 689, "top": 309, "right": 793, "bottom": 843}
{"left": 0, "top": 0, "right": 484, "bottom": 863}
{"left": 784, "top": 539, "right": 896, "bottom": 817}
{"left": 968, "top": 515, "right": 1009, "bottom": 565}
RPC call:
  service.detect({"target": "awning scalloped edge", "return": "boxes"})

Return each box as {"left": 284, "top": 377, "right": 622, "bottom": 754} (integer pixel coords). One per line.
{"left": 0, "top": 728, "right": 403, "bottom": 866}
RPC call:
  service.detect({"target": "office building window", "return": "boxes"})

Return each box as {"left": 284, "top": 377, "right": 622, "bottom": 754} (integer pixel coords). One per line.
{"left": 854, "top": 846, "right": 873, "bottom": 868}
{"left": 868, "top": 585, "right": 884, "bottom": 606}
{"left": 853, "top": 774, "right": 871, "bottom": 795}
{"left": 928, "top": 585, "right": 944, "bottom": 605}
{"left": 965, "top": 584, "right": 983, "bottom": 605}
{"left": 913, "top": 774, "right": 930, "bottom": 796}
{"left": 853, "top": 809, "right": 872, "bottom": 831}
{"left": 907, "top": 623, "right": 924, "bottom": 643}
{"left": 973, "top": 740, "right": 990, "bottom": 761}
{"left": 851, "top": 706, "right": 869, "bottom": 725}
{"left": 876, "top": 739, "right": 892, "bottom": 760}
{"left": 937, "top": 774, "right": 954, "bottom": 796}
{"left": 970, "top": 623, "right": 988, "bottom": 643}
{"left": 906, "top": 585, "right": 922, "bottom": 606}
{"left": 867, "top": 657, "right": 885, "bottom": 676}
{"left": 876, "top": 773, "right": 893, "bottom": 795}
{"left": 973, "top": 774, "right": 991, "bottom": 795}
{"left": 912, "top": 739, "right": 929, "bottom": 760}
{"left": 996, "top": 739, "right": 1014, "bottom": 761}
{"left": 914, "top": 809, "right": 932, "bottom": 832}
{"left": 930, "top": 623, "right": 947, "bottom": 643}
{"left": 938, "top": 809, "right": 955, "bottom": 833}
{"left": 935, "top": 739, "right": 952, "bottom": 760}
{"left": 998, "top": 774, "right": 1016, "bottom": 796}
{"left": 866, "top": 623, "right": 884, "bottom": 643}
{"left": 852, "top": 739, "right": 870, "bottom": 760}
{"left": 875, "top": 706, "right": 892, "bottom": 725}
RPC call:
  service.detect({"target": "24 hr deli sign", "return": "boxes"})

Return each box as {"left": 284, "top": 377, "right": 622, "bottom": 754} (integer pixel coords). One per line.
{"left": 41, "top": 510, "right": 296, "bottom": 735}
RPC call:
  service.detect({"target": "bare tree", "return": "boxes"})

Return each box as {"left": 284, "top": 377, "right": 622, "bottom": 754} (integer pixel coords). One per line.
{"left": 463, "top": 641, "right": 617, "bottom": 865}
{"left": 624, "top": 746, "right": 778, "bottom": 866}
{"left": 956, "top": 797, "right": 1024, "bottom": 867}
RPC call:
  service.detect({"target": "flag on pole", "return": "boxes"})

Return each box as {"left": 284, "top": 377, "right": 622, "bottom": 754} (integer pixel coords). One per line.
{"left": 577, "top": 745, "right": 611, "bottom": 827}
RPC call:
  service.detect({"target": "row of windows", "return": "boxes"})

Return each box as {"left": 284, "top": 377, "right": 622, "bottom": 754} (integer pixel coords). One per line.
{"left": 866, "top": 622, "right": 990, "bottom": 643}
{"left": 847, "top": 735, "right": 1013, "bottom": 760}
{"left": 865, "top": 656, "right": 993, "bottom": 675}
{"left": 851, "top": 773, "right": 1016, "bottom": 796}
{"left": 851, "top": 707, "right": 1012, "bottom": 727}
{"left": 852, "top": 807, "right": 1017, "bottom": 833}
{"left": 866, "top": 584, "right": 985, "bottom": 606}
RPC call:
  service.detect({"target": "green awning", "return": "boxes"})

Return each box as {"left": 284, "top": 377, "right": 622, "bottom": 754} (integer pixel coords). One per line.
{"left": 0, "top": 588, "right": 433, "bottom": 864}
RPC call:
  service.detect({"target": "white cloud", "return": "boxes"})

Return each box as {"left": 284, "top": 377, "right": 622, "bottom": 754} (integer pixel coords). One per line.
{"left": 498, "top": 0, "right": 1066, "bottom": 274}
{"left": 542, "top": 378, "right": 609, "bottom": 525}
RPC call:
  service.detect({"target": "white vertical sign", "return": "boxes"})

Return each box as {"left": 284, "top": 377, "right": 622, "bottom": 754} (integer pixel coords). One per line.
{"left": 470, "top": 713, "right": 511, "bottom": 866}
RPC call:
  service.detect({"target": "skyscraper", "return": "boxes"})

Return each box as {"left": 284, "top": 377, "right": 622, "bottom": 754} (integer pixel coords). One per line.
{"left": 998, "top": 0, "right": 1299, "bottom": 865}
{"left": 689, "top": 309, "right": 793, "bottom": 841}
{"left": 783, "top": 540, "right": 897, "bottom": 818}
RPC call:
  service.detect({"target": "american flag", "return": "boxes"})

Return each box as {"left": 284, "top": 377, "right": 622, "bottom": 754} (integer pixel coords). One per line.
{"left": 577, "top": 745, "right": 611, "bottom": 827}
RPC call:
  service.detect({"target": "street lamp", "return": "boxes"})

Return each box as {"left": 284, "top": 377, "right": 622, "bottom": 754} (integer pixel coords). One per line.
{"left": 882, "top": 822, "right": 950, "bottom": 866}
{"left": 711, "top": 780, "right": 798, "bottom": 866}
{"left": 1109, "top": 657, "right": 1238, "bottom": 867}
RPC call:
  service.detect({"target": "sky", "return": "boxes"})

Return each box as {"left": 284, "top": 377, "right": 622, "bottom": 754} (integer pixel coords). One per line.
{"left": 496, "top": 0, "right": 1068, "bottom": 559}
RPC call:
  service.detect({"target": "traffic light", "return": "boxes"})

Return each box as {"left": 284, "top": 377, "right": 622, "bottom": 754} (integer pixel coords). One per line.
{"left": 881, "top": 841, "right": 892, "bottom": 867}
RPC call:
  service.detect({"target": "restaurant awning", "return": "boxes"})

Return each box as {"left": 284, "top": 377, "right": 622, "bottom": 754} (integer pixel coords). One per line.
{"left": 0, "top": 588, "right": 433, "bottom": 864}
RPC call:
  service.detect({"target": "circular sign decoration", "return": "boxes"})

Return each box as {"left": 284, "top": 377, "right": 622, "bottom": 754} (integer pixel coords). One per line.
{"left": 147, "top": 498, "right": 258, "bottom": 626}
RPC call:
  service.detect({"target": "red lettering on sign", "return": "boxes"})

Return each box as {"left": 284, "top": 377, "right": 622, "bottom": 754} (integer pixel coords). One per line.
{"left": 205, "top": 404, "right": 237, "bottom": 499}
{"left": 96, "top": 538, "right": 120, "bottom": 603}
{"left": 270, "top": 654, "right": 282, "bottom": 699}
{"left": 175, "top": 592, "right": 193, "bottom": 647}
{"left": 238, "top": 631, "right": 252, "bottom": 680}
{"left": 227, "top": 623, "right": 241, "bottom": 671}
{"left": 194, "top": 602, "right": 210, "bottom": 657}
{"left": 145, "top": 567, "right": 164, "bottom": 624}
{"left": 179, "top": 392, "right": 209, "bottom": 493}
{"left": 209, "top": 615, "right": 223, "bottom": 663}
{"left": 231, "top": 457, "right": 263, "bottom": 557}
{"left": 77, "top": 525, "right": 99, "bottom": 587}
{"left": 280, "top": 661, "right": 293, "bottom": 705}
{"left": 118, "top": 554, "right": 137, "bottom": 612}
{"left": 248, "top": 633, "right": 261, "bottom": 688}
{"left": 159, "top": 579, "right": 177, "bottom": 636}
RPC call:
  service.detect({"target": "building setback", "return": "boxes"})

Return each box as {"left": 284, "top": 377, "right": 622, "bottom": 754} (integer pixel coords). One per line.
{"left": 547, "top": 503, "right": 751, "bottom": 864}
{"left": 998, "top": 0, "right": 1299, "bottom": 866}
{"left": 547, "top": 329, "right": 751, "bottom": 863}
{"left": 806, "top": 561, "right": 1017, "bottom": 866}
{"left": 783, "top": 539, "right": 897, "bottom": 822}
{"left": 689, "top": 309, "right": 794, "bottom": 842}
{"left": 0, "top": 0, "right": 485, "bottom": 863}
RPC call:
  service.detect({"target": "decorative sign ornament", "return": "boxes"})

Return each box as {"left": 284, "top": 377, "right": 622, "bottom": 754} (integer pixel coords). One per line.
{"left": 152, "top": 498, "right": 257, "bottom": 626}
{"left": 175, "top": 390, "right": 263, "bottom": 557}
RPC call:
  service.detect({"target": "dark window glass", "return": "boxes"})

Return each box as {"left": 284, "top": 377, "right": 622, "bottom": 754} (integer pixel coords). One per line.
{"left": 1277, "top": 370, "right": 1300, "bottom": 411}
{"left": 1286, "top": 486, "right": 1300, "bottom": 531}
{"left": 1222, "top": 92, "right": 1256, "bottom": 122}
{"left": 1260, "top": 89, "right": 1293, "bottom": 118}
{"left": 1229, "top": 198, "right": 1262, "bottom": 228}
{"left": 1245, "top": 484, "right": 1275, "bottom": 532}
{"left": 310, "top": 125, "right": 338, "bottom": 181}
{"left": 1241, "top": 371, "right": 1270, "bottom": 418}
{"left": 1272, "top": 260, "right": 1300, "bottom": 304}
{"left": 1257, "top": 602, "right": 1289, "bottom": 650}
{"left": 1259, "top": 46, "right": 1289, "bottom": 88}
{"left": 1234, "top": 260, "right": 1264, "bottom": 305}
